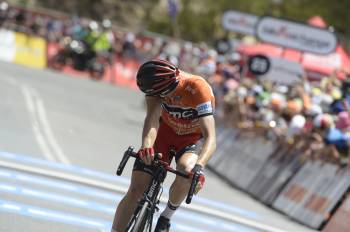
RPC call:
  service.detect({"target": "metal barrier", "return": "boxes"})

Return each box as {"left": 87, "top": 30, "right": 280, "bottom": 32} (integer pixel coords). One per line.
{"left": 209, "top": 126, "right": 238, "bottom": 168}
{"left": 230, "top": 132, "right": 277, "bottom": 190}
{"left": 272, "top": 160, "right": 350, "bottom": 229}
{"left": 211, "top": 125, "right": 350, "bottom": 230}
{"left": 209, "top": 127, "right": 277, "bottom": 190}
{"left": 247, "top": 140, "right": 307, "bottom": 205}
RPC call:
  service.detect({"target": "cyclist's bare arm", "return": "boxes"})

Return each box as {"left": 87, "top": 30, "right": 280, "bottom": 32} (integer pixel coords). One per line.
{"left": 197, "top": 115, "right": 216, "bottom": 167}
{"left": 141, "top": 96, "right": 162, "bottom": 164}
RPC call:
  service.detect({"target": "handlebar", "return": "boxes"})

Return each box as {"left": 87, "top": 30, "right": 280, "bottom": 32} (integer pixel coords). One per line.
{"left": 116, "top": 146, "right": 135, "bottom": 175}
{"left": 116, "top": 146, "right": 199, "bottom": 204}
{"left": 186, "top": 171, "right": 199, "bottom": 204}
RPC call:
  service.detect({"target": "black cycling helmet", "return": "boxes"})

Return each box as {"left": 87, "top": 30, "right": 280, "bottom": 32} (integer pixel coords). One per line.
{"left": 136, "top": 59, "right": 180, "bottom": 96}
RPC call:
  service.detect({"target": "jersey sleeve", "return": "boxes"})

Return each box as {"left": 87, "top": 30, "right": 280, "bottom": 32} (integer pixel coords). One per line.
{"left": 193, "top": 78, "right": 215, "bottom": 117}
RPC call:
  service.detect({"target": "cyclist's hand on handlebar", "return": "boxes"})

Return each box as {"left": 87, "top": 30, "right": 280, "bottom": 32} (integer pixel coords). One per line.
{"left": 138, "top": 147, "right": 159, "bottom": 165}
{"left": 191, "top": 164, "right": 205, "bottom": 195}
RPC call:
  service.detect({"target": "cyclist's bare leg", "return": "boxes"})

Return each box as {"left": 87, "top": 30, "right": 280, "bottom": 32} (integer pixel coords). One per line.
{"left": 168, "top": 152, "right": 198, "bottom": 205}
{"left": 112, "top": 170, "right": 152, "bottom": 231}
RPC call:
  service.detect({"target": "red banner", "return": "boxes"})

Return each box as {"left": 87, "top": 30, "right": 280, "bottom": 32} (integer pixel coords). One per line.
{"left": 112, "top": 58, "right": 139, "bottom": 90}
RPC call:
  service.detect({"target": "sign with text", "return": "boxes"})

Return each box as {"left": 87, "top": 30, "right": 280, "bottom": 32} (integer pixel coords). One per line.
{"left": 260, "top": 57, "right": 305, "bottom": 85}
{"left": 256, "top": 16, "right": 337, "bottom": 55}
{"left": 248, "top": 55, "right": 271, "bottom": 75}
{"left": 221, "top": 10, "right": 258, "bottom": 35}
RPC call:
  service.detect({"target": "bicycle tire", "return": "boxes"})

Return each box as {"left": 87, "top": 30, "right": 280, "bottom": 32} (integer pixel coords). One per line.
{"left": 131, "top": 201, "right": 151, "bottom": 232}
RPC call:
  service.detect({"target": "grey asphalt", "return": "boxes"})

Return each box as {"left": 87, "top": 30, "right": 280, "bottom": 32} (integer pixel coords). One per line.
{"left": 0, "top": 61, "right": 316, "bottom": 232}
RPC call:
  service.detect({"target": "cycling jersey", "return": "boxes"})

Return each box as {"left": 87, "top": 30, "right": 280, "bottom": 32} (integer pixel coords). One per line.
{"left": 160, "top": 71, "right": 215, "bottom": 136}
{"left": 133, "top": 71, "right": 215, "bottom": 173}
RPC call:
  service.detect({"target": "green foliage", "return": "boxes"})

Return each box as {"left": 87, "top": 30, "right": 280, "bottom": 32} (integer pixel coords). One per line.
{"left": 8, "top": 0, "right": 350, "bottom": 46}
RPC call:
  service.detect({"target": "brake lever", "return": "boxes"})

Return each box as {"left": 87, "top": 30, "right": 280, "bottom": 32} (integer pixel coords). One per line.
{"left": 116, "top": 146, "right": 134, "bottom": 176}
{"left": 186, "top": 171, "right": 199, "bottom": 204}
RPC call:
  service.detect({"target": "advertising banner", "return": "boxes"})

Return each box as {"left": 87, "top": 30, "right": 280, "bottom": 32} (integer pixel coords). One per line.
{"left": 256, "top": 16, "right": 337, "bottom": 55}
{"left": 13, "top": 32, "right": 47, "bottom": 68}
{"left": 259, "top": 57, "right": 305, "bottom": 85}
{"left": 221, "top": 10, "right": 258, "bottom": 35}
{"left": 303, "top": 52, "right": 342, "bottom": 69}
{"left": 0, "top": 29, "right": 16, "bottom": 62}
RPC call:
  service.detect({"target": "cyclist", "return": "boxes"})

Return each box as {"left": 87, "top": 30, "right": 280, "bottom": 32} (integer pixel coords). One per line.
{"left": 112, "top": 59, "right": 216, "bottom": 232}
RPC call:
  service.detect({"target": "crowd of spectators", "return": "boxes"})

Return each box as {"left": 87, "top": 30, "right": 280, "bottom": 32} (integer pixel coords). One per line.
{"left": 1, "top": 2, "right": 350, "bottom": 167}
{"left": 219, "top": 68, "right": 350, "bottom": 166}
{"left": 0, "top": 2, "right": 241, "bottom": 66}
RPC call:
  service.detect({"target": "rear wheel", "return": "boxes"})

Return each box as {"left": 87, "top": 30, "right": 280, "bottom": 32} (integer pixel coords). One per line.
{"left": 130, "top": 201, "right": 151, "bottom": 232}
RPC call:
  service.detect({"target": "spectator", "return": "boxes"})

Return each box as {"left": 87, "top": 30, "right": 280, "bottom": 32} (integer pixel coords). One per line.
{"left": 196, "top": 49, "right": 217, "bottom": 78}
{"left": 122, "top": 32, "right": 136, "bottom": 58}
{"left": 0, "top": 1, "right": 8, "bottom": 27}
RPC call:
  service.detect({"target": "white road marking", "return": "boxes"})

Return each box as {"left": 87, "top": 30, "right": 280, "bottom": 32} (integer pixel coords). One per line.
{"left": 33, "top": 90, "right": 70, "bottom": 165}
{"left": 21, "top": 85, "right": 70, "bottom": 164}
{"left": 1, "top": 74, "right": 70, "bottom": 164}
{"left": 21, "top": 85, "right": 56, "bottom": 162}
{"left": 2, "top": 203, "right": 21, "bottom": 211}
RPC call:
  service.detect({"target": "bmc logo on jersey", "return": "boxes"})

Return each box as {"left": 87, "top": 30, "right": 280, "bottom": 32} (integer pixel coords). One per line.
{"left": 197, "top": 101, "right": 213, "bottom": 116}
{"left": 162, "top": 103, "right": 198, "bottom": 120}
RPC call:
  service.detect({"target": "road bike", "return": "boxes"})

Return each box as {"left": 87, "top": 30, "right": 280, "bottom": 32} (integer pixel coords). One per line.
{"left": 116, "top": 146, "right": 200, "bottom": 232}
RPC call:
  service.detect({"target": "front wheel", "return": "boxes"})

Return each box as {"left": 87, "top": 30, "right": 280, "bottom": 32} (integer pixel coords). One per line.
{"left": 130, "top": 201, "right": 151, "bottom": 232}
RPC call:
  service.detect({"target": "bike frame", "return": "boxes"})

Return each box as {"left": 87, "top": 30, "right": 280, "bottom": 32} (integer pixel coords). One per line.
{"left": 127, "top": 164, "right": 167, "bottom": 231}
{"left": 117, "top": 146, "right": 199, "bottom": 232}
